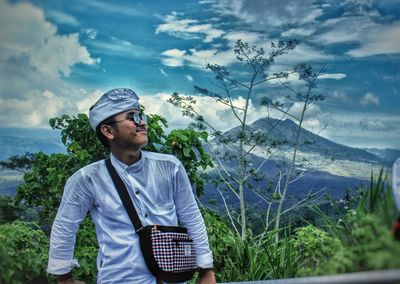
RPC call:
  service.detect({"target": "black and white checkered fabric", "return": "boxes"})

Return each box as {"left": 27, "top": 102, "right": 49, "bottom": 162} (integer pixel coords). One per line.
{"left": 151, "top": 226, "right": 197, "bottom": 272}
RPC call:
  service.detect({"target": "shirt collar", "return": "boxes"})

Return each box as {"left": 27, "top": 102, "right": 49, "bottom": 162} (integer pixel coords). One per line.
{"left": 110, "top": 151, "right": 145, "bottom": 174}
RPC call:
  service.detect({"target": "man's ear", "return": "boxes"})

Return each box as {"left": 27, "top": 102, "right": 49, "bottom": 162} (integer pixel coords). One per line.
{"left": 100, "top": 125, "right": 114, "bottom": 140}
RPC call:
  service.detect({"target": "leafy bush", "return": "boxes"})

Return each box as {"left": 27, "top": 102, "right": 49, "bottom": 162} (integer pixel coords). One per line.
{"left": 73, "top": 217, "right": 98, "bottom": 284}
{"left": 0, "top": 221, "right": 49, "bottom": 284}
{"left": 0, "top": 196, "right": 20, "bottom": 224}
{"left": 15, "top": 152, "right": 90, "bottom": 228}
{"left": 307, "top": 170, "right": 400, "bottom": 276}
{"left": 293, "top": 225, "right": 350, "bottom": 276}
{"left": 201, "top": 209, "right": 237, "bottom": 274}
{"left": 346, "top": 212, "right": 400, "bottom": 271}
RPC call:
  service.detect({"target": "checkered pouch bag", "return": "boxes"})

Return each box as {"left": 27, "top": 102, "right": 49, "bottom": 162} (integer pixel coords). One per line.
{"left": 150, "top": 225, "right": 197, "bottom": 272}
{"left": 138, "top": 225, "right": 198, "bottom": 283}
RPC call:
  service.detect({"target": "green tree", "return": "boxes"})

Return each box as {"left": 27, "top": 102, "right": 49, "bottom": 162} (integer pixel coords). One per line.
{"left": 0, "top": 152, "right": 37, "bottom": 173}
{"left": 9, "top": 112, "right": 212, "bottom": 227}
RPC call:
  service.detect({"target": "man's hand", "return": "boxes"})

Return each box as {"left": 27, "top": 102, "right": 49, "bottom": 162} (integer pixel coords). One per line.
{"left": 196, "top": 269, "right": 216, "bottom": 284}
{"left": 57, "top": 272, "right": 85, "bottom": 284}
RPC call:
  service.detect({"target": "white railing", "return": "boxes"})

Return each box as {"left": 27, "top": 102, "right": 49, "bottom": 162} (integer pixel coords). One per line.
{"left": 221, "top": 269, "right": 400, "bottom": 284}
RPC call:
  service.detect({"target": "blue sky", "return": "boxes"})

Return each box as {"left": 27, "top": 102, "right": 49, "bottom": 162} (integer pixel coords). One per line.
{"left": 0, "top": 0, "right": 399, "bottom": 149}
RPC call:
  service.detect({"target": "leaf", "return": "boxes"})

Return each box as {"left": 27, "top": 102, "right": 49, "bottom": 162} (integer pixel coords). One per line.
{"left": 183, "top": 147, "right": 191, "bottom": 157}
{"left": 179, "top": 134, "right": 189, "bottom": 141}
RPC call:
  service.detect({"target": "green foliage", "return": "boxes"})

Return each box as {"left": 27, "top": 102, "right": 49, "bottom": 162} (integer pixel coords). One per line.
{"left": 73, "top": 217, "right": 98, "bottom": 284}
{"left": 260, "top": 228, "right": 298, "bottom": 280}
{"left": 0, "top": 221, "right": 49, "bottom": 284}
{"left": 164, "top": 129, "right": 213, "bottom": 196}
{"left": 294, "top": 225, "right": 347, "bottom": 276}
{"left": 357, "top": 169, "right": 396, "bottom": 223}
{"left": 346, "top": 213, "right": 400, "bottom": 270}
{"left": 213, "top": 228, "right": 298, "bottom": 282}
{"left": 0, "top": 152, "right": 37, "bottom": 172}
{"left": 0, "top": 195, "right": 20, "bottom": 224}
{"left": 143, "top": 112, "right": 168, "bottom": 152}
{"left": 50, "top": 114, "right": 108, "bottom": 161}
{"left": 15, "top": 151, "right": 90, "bottom": 227}
{"left": 201, "top": 209, "right": 237, "bottom": 273}
{"left": 306, "top": 170, "right": 400, "bottom": 276}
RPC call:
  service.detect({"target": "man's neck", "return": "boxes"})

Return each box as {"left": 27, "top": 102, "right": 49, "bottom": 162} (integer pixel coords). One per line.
{"left": 111, "top": 149, "right": 142, "bottom": 166}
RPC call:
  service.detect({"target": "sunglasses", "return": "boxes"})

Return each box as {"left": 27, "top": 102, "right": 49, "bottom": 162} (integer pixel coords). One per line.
{"left": 110, "top": 112, "right": 148, "bottom": 126}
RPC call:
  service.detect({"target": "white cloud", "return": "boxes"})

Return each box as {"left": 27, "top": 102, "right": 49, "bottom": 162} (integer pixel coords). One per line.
{"left": 289, "top": 101, "right": 322, "bottom": 118}
{"left": 347, "top": 22, "right": 400, "bottom": 57}
{"left": 90, "top": 37, "right": 155, "bottom": 59}
{"left": 81, "top": 0, "right": 142, "bottom": 17}
{"left": 0, "top": 90, "right": 74, "bottom": 128}
{"left": 81, "top": 28, "right": 98, "bottom": 40}
{"left": 330, "top": 91, "right": 349, "bottom": 101}
{"left": 161, "top": 48, "right": 230, "bottom": 68}
{"left": 318, "top": 111, "right": 400, "bottom": 149}
{"left": 76, "top": 90, "right": 104, "bottom": 114}
{"left": 156, "top": 12, "right": 225, "bottom": 43}
{"left": 268, "top": 71, "right": 345, "bottom": 86}
{"left": 0, "top": 0, "right": 97, "bottom": 79}
{"left": 161, "top": 40, "right": 331, "bottom": 70}
{"left": 47, "top": 10, "right": 79, "bottom": 27}
{"left": 360, "top": 92, "right": 379, "bottom": 107}
{"left": 318, "top": 73, "right": 346, "bottom": 80}
{"left": 159, "top": 68, "right": 168, "bottom": 77}
{"left": 206, "top": 0, "right": 323, "bottom": 27}
{"left": 30, "top": 33, "right": 98, "bottom": 77}
{"left": 161, "top": 58, "right": 185, "bottom": 68}
{"left": 282, "top": 28, "right": 316, "bottom": 37}
{"left": 359, "top": 118, "right": 388, "bottom": 131}
{"left": 274, "top": 42, "right": 334, "bottom": 65}
{"left": 0, "top": 0, "right": 99, "bottom": 128}
{"left": 162, "top": 49, "right": 187, "bottom": 57}
{"left": 316, "top": 16, "right": 376, "bottom": 45}
{"left": 223, "top": 31, "right": 262, "bottom": 45}
{"left": 139, "top": 93, "right": 271, "bottom": 132}
{"left": 185, "top": 75, "right": 194, "bottom": 82}
{"left": 302, "top": 117, "right": 327, "bottom": 134}
{"left": 315, "top": 15, "right": 400, "bottom": 57}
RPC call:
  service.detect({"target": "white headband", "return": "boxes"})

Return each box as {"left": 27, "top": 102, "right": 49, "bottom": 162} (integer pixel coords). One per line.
{"left": 89, "top": 88, "right": 140, "bottom": 130}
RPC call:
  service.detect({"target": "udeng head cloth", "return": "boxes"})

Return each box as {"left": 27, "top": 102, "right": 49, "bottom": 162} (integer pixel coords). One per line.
{"left": 89, "top": 88, "right": 140, "bottom": 130}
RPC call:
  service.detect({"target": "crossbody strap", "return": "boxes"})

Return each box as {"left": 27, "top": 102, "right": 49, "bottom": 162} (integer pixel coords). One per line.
{"left": 105, "top": 159, "right": 144, "bottom": 232}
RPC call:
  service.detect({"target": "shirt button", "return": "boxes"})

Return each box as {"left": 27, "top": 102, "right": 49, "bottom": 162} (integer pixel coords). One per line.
{"left": 144, "top": 213, "right": 148, "bottom": 218}
{"left": 135, "top": 190, "right": 139, "bottom": 195}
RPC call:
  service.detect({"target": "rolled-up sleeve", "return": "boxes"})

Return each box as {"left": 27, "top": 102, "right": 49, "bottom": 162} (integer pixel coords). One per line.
{"left": 173, "top": 162, "right": 214, "bottom": 269}
{"left": 47, "top": 171, "right": 93, "bottom": 275}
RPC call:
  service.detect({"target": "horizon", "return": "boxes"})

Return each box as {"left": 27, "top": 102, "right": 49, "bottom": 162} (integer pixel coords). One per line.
{"left": 0, "top": 0, "right": 399, "bottom": 150}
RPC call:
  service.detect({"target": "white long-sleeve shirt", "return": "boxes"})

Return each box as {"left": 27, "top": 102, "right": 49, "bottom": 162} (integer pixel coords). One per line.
{"left": 47, "top": 151, "right": 213, "bottom": 283}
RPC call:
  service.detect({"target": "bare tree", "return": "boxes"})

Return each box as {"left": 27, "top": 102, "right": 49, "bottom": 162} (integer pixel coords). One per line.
{"left": 169, "top": 40, "right": 326, "bottom": 241}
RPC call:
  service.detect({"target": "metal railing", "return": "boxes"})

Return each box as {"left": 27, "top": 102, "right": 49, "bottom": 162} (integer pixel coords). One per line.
{"left": 221, "top": 269, "right": 400, "bottom": 284}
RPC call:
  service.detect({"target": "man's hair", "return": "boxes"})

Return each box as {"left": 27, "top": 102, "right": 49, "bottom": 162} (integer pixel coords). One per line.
{"left": 95, "top": 116, "right": 116, "bottom": 148}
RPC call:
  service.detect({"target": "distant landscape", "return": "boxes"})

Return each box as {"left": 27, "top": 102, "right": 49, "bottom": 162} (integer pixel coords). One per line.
{"left": 1, "top": 120, "right": 399, "bottom": 206}
{"left": 0, "top": 127, "right": 66, "bottom": 196}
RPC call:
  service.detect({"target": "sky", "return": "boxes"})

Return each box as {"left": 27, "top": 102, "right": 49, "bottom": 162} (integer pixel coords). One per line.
{"left": 0, "top": 0, "right": 399, "bottom": 149}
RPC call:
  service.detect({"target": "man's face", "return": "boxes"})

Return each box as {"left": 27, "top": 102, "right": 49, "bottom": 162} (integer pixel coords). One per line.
{"left": 109, "top": 109, "right": 148, "bottom": 150}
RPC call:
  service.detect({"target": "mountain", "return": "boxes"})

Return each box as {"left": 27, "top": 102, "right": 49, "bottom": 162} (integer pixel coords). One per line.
{"left": 0, "top": 127, "right": 66, "bottom": 160}
{"left": 200, "top": 117, "right": 397, "bottom": 210}
{"left": 211, "top": 117, "right": 397, "bottom": 179}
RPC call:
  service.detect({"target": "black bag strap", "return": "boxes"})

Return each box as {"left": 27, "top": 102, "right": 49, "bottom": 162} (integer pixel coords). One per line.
{"left": 105, "top": 158, "right": 144, "bottom": 232}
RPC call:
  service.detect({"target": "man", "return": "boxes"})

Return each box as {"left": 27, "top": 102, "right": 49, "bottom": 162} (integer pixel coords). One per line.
{"left": 47, "top": 88, "right": 216, "bottom": 284}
